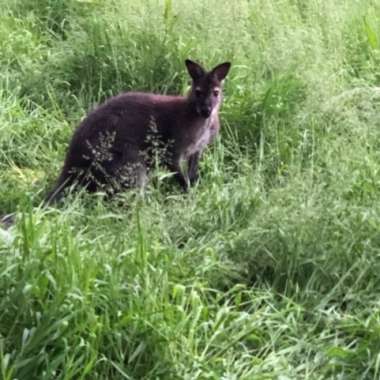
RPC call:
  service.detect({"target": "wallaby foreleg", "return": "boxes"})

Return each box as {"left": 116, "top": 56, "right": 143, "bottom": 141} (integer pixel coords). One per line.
{"left": 188, "top": 151, "right": 201, "bottom": 186}
{"left": 166, "top": 154, "right": 189, "bottom": 192}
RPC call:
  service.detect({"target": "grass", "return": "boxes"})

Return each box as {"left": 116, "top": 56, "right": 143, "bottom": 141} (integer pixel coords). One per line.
{"left": 1, "top": 0, "right": 380, "bottom": 378}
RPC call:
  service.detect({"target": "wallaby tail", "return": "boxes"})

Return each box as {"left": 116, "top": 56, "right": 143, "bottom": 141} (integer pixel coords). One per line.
{"left": 44, "top": 172, "right": 74, "bottom": 207}
{"left": 0, "top": 213, "right": 16, "bottom": 229}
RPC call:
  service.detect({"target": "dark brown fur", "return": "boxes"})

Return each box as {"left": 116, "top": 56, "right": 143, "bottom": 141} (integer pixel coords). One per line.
{"left": 46, "top": 59, "right": 231, "bottom": 203}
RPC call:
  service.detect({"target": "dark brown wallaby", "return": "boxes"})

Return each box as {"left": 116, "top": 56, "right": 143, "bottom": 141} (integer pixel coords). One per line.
{"left": 45, "top": 59, "right": 231, "bottom": 203}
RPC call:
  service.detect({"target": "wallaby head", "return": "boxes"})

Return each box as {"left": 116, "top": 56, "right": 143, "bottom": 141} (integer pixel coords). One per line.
{"left": 185, "top": 59, "right": 231, "bottom": 118}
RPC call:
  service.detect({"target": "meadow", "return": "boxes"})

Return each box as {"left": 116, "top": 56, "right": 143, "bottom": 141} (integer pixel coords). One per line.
{"left": 1, "top": 0, "right": 380, "bottom": 378}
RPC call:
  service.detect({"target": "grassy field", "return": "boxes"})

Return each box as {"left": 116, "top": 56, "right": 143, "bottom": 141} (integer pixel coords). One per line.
{"left": 1, "top": 0, "right": 380, "bottom": 378}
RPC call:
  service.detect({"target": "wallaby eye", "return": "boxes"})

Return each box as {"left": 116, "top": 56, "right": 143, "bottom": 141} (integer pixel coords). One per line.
{"left": 213, "top": 89, "right": 220, "bottom": 97}
{"left": 195, "top": 89, "right": 202, "bottom": 97}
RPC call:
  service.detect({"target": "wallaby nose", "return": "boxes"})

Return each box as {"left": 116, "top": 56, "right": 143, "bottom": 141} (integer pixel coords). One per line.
{"left": 200, "top": 106, "right": 212, "bottom": 118}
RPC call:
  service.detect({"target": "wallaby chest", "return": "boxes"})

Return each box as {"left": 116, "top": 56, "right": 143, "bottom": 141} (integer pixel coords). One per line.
{"left": 181, "top": 116, "right": 219, "bottom": 158}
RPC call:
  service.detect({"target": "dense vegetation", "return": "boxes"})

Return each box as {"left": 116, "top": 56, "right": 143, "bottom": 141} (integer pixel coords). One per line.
{"left": 1, "top": 0, "right": 380, "bottom": 378}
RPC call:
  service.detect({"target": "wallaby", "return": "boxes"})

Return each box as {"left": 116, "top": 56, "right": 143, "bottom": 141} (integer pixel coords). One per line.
{"left": 46, "top": 59, "right": 231, "bottom": 203}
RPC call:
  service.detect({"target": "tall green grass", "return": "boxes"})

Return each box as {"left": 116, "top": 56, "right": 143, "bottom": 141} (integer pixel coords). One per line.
{"left": 1, "top": 0, "right": 380, "bottom": 378}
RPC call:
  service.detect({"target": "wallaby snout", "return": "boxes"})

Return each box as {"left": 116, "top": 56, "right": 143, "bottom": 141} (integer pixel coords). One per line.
{"left": 200, "top": 105, "right": 212, "bottom": 118}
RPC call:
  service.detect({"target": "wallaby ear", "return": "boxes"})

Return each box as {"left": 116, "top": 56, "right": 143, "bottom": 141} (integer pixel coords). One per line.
{"left": 185, "top": 59, "right": 206, "bottom": 81}
{"left": 211, "top": 62, "right": 231, "bottom": 81}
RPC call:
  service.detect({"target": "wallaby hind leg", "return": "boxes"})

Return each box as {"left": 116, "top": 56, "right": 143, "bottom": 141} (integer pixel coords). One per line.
{"left": 46, "top": 144, "right": 147, "bottom": 203}
{"left": 99, "top": 145, "right": 148, "bottom": 193}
